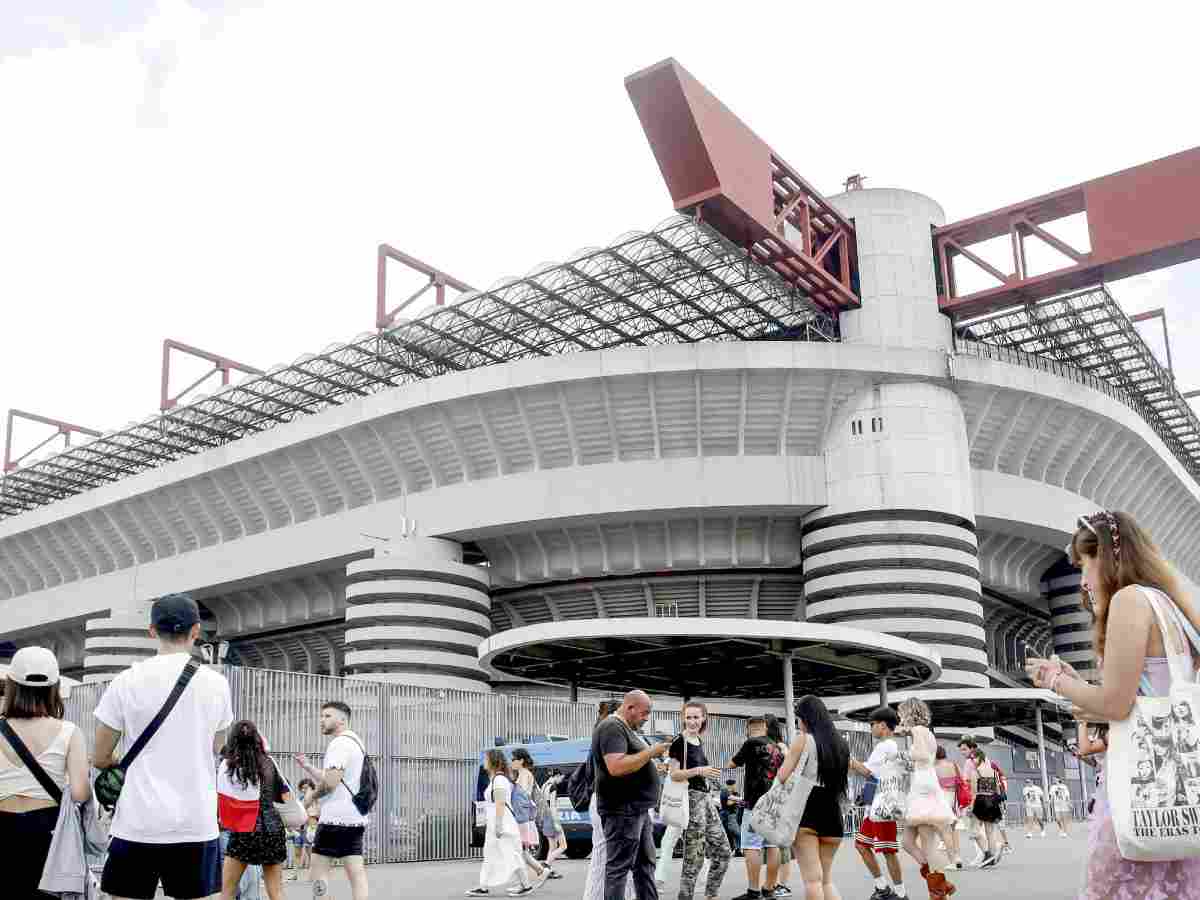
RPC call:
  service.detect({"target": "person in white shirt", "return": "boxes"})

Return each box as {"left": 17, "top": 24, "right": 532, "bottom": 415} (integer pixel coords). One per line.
{"left": 295, "top": 701, "right": 370, "bottom": 900}
{"left": 1022, "top": 783, "right": 1046, "bottom": 837}
{"left": 93, "top": 593, "right": 234, "bottom": 900}
{"left": 1048, "top": 779, "right": 1073, "bottom": 836}
{"left": 849, "top": 706, "right": 907, "bottom": 900}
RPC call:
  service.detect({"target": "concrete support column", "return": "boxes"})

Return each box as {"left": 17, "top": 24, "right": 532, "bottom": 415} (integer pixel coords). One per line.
{"left": 84, "top": 602, "right": 156, "bottom": 683}
{"left": 1042, "top": 559, "right": 1097, "bottom": 682}
{"left": 803, "top": 382, "right": 986, "bottom": 688}
{"left": 344, "top": 536, "right": 492, "bottom": 692}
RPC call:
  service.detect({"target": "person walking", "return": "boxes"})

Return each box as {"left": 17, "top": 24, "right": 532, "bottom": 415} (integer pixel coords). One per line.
{"left": 584, "top": 700, "right": 636, "bottom": 900}
{"left": 967, "top": 748, "right": 1004, "bottom": 870}
{"left": 294, "top": 700, "right": 371, "bottom": 900}
{"left": 954, "top": 737, "right": 985, "bottom": 867}
{"left": 592, "top": 690, "right": 669, "bottom": 900}
{"left": 1047, "top": 778, "right": 1072, "bottom": 836}
{"left": 932, "top": 747, "right": 962, "bottom": 868}
{"left": 668, "top": 702, "right": 731, "bottom": 900}
{"left": 511, "top": 749, "right": 559, "bottom": 881}
{"left": 93, "top": 593, "right": 234, "bottom": 900}
{"left": 288, "top": 778, "right": 319, "bottom": 880}
{"left": 217, "top": 720, "right": 292, "bottom": 900}
{"left": 728, "top": 716, "right": 783, "bottom": 900}
{"left": 1026, "top": 510, "right": 1200, "bottom": 898}
{"left": 775, "top": 695, "right": 849, "bottom": 900}
{"left": 895, "top": 698, "right": 957, "bottom": 899}
{"left": 466, "top": 749, "right": 535, "bottom": 896}
{"left": 0, "top": 646, "right": 93, "bottom": 898}
{"left": 765, "top": 715, "right": 794, "bottom": 898}
{"left": 1021, "top": 781, "right": 1046, "bottom": 838}
{"left": 541, "top": 769, "right": 569, "bottom": 868}
{"left": 850, "top": 706, "right": 907, "bottom": 900}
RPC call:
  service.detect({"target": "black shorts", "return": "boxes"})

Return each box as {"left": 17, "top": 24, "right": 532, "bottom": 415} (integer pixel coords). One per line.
{"left": 797, "top": 786, "right": 845, "bottom": 839}
{"left": 101, "top": 836, "right": 221, "bottom": 900}
{"left": 313, "top": 823, "right": 366, "bottom": 859}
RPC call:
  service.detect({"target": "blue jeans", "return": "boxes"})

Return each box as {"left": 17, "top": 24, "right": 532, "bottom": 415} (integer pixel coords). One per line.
{"left": 219, "top": 830, "right": 262, "bottom": 900}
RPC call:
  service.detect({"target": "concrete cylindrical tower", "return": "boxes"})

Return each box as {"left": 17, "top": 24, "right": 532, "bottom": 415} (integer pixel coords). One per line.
{"left": 344, "top": 537, "right": 492, "bottom": 692}
{"left": 1042, "top": 560, "right": 1097, "bottom": 682}
{"left": 84, "top": 611, "right": 157, "bottom": 683}
{"left": 801, "top": 188, "right": 985, "bottom": 688}
{"left": 803, "top": 383, "right": 986, "bottom": 687}
{"left": 829, "top": 188, "right": 950, "bottom": 352}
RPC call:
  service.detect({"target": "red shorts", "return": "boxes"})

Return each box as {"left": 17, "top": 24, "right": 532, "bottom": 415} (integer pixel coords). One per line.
{"left": 855, "top": 816, "right": 899, "bottom": 855}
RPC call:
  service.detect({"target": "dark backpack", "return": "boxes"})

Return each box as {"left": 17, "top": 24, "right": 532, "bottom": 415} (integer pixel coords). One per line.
{"left": 567, "top": 755, "right": 594, "bottom": 812}
{"left": 338, "top": 734, "right": 379, "bottom": 815}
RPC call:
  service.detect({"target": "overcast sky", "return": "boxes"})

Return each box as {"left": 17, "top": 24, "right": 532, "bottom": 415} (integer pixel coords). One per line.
{"left": 2, "top": 1, "right": 1198, "bottom": 462}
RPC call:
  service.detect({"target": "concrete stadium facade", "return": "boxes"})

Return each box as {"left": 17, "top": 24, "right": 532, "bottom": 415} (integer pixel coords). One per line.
{"left": 2, "top": 188, "right": 1197, "bottom": 707}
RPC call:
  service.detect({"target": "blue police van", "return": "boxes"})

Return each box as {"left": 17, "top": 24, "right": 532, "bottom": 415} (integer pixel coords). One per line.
{"left": 473, "top": 735, "right": 670, "bottom": 858}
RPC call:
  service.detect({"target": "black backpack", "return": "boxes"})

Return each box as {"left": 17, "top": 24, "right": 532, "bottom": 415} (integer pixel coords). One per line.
{"left": 338, "top": 733, "right": 379, "bottom": 815}
{"left": 567, "top": 754, "right": 594, "bottom": 812}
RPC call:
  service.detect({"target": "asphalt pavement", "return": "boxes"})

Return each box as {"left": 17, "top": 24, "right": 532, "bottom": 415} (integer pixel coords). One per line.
{"left": 278, "top": 827, "right": 1089, "bottom": 900}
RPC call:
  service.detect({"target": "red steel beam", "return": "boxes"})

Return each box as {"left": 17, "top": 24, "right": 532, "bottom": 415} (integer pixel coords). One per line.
{"left": 4, "top": 409, "right": 102, "bottom": 472}
{"left": 936, "top": 146, "right": 1200, "bottom": 319}
{"left": 161, "top": 339, "right": 264, "bottom": 411}
{"left": 625, "top": 59, "right": 859, "bottom": 312}
{"left": 377, "top": 245, "right": 477, "bottom": 330}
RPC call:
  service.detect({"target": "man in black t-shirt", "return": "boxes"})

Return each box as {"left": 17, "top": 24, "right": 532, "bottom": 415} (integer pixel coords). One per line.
{"left": 591, "top": 689, "right": 669, "bottom": 900}
{"left": 728, "top": 716, "right": 783, "bottom": 900}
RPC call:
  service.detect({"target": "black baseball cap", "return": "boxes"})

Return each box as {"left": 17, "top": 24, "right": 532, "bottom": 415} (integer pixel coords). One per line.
{"left": 151, "top": 593, "right": 201, "bottom": 634}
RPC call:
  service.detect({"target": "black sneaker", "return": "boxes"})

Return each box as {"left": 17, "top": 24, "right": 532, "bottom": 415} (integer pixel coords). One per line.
{"left": 507, "top": 888, "right": 534, "bottom": 897}
{"left": 465, "top": 889, "right": 489, "bottom": 896}
{"left": 731, "top": 892, "right": 764, "bottom": 900}
{"left": 868, "top": 888, "right": 899, "bottom": 900}
{"left": 980, "top": 851, "right": 999, "bottom": 869}
{"left": 774, "top": 888, "right": 793, "bottom": 898}
{"left": 545, "top": 869, "right": 563, "bottom": 881}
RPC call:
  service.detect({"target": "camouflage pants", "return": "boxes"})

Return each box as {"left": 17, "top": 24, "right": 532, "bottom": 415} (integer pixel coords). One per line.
{"left": 678, "top": 790, "right": 731, "bottom": 900}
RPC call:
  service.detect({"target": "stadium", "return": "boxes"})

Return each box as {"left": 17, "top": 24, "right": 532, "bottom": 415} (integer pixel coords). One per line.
{"left": 2, "top": 58, "right": 1199, "bottom": 856}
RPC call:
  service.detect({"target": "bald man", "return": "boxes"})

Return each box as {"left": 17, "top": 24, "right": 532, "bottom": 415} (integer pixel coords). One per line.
{"left": 590, "top": 690, "right": 670, "bottom": 900}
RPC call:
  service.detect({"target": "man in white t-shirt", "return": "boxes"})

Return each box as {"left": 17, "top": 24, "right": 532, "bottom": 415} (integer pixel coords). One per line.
{"left": 295, "top": 701, "right": 369, "bottom": 900}
{"left": 1022, "top": 782, "right": 1046, "bottom": 837}
{"left": 1048, "top": 778, "right": 1072, "bottom": 836}
{"left": 849, "top": 706, "right": 907, "bottom": 900}
{"left": 93, "top": 593, "right": 234, "bottom": 900}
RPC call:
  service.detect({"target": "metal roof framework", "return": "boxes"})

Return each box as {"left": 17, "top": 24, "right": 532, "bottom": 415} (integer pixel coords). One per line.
{"left": 0, "top": 217, "right": 836, "bottom": 519}
{"left": 958, "top": 285, "right": 1200, "bottom": 485}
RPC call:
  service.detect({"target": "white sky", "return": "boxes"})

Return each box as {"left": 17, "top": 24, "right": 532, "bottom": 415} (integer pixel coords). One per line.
{"left": 2, "top": 1, "right": 1198, "bottom": 462}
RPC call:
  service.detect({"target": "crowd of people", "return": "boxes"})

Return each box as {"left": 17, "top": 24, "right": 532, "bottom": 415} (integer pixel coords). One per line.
{"left": 0, "top": 592, "right": 374, "bottom": 900}
{"left": 3, "top": 508, "right": 1200, "bottom": 900}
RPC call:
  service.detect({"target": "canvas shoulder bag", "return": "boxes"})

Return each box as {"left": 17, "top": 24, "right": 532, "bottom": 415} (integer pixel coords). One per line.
{"left": 660, "top": 733, "right": 690, "bottom": 830}
{"left": 751, "top": 735, "right": 815, "bottom": 847}
{"left": 1107, "top": 586, "right": 1200, "bottom": 862}
{"left": 94, "top": 659, "right": 199, "bottom": 810}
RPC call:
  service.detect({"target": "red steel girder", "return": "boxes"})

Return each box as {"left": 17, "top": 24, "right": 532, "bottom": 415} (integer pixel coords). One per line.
{"left": 3, "top": 409, "right": 102, "bottom": 473}
{"left": 625, "top": 58, "right": 859, "bottom": 313}
{"left": 936, "top": 146, "right": 1200, "bottom": 319}
{"left": 161, "top": 339, "right": 264, "bottom": 411}
{"left": 377, "top": 245, "right": 477, "bottom": 330}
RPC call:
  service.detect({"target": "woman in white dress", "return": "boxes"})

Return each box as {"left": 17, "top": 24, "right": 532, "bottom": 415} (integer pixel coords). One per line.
{"left": 468, "top": 749, "right": 534, "bottom": 897}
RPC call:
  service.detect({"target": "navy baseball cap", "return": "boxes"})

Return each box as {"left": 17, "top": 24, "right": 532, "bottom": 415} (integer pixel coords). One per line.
{"left": 150, "top": 593, "right": 201, "bottom": 634}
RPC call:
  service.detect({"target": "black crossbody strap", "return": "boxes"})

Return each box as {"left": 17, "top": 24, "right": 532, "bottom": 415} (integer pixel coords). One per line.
{"left": 0, "top": 718, "right": 64, "bottom": 805}
{"left": 119, "top": 659, "right": 199, "bottom": 772}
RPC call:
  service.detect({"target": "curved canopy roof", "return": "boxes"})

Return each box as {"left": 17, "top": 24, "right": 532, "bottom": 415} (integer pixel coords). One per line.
{"left": 836, "top": 687, "right": 1071, "bottom": 731}
{"left": 478, "top": 617, "right": 941, "bottom": 700}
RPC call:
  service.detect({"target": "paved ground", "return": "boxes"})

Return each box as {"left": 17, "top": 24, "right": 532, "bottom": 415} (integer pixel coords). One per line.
{"left": 277, "top": 829, "right": 1088, "bottom": 900}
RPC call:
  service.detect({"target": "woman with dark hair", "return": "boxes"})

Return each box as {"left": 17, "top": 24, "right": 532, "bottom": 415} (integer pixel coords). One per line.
{"left": 468, "top": 749, "right": 533, "bottom": 896}
{"left": 969, "top": 748, "right": 1004, "bottom": 869}
{"left": 0, "top": 646, "right": 91, "bottom": 898}
{"left": 933, "top": 745, "right": 963, "bottom": 867}
{"left": 1027, "top": 510, "right": 1200, "bottom": 897}
{"left": 217, "top": 719, "right": 292, "bottom": 900}
{"left": 776, "top": 695, "right": 849, "bottom": 900}
{"left": 510, "top": 748, "right": 556, "bottom": 882}
{"left": 289, "top": 777, "right": 319, "bottom": 880}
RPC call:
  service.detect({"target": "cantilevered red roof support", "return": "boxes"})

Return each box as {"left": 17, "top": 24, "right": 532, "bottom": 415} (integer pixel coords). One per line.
{"left": 625, "top": 59, "right": 859, "bottom": 313}
{"left": 936, "top": 146, "right": 1200, "bottom": 319}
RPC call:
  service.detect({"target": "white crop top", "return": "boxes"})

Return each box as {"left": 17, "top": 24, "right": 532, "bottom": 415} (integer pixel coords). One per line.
{"left": 0, "top": 719, "right": 75, "bottom": 802}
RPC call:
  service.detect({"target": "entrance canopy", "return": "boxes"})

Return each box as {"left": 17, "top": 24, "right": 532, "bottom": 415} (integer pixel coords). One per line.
{"left": 479, "top": 618, "right": 941, "bottom": 700}
{"left": 836, "top": 688, "right": 1070, "bottom": 730}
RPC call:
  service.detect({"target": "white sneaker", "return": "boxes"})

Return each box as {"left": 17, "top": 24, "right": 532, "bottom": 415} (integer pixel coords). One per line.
{"left": 1025, "top": 833, "right": 1033, "bottom": 839}
{"left": 1040, "top": 830, "right": 1046, "bottom": 837}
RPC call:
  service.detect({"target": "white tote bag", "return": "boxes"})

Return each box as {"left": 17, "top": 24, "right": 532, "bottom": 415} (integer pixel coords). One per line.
{"left": 1107, "top": 587, "right": 1200, "bottom": 862}
{"left": 659, "top": 735, "right": 690, "bottom": 830}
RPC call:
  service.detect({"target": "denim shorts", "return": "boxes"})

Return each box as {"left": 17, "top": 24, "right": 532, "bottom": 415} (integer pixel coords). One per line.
{"left": 739, "top": 815, "right": 777, "bottom": 850}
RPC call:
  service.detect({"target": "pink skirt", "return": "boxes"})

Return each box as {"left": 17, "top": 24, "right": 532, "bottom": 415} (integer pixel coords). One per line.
{"left": 519, "top": 821, "right": 538, "bottom": 847}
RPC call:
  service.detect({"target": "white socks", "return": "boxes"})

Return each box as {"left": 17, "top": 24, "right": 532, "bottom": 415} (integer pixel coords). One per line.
{"left": 874, "top": 877, "right": 888, "bottom": 889}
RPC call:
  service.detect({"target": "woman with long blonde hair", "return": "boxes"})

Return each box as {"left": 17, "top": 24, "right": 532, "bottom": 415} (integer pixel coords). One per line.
{"left": 896, "top": 698, "right": 957, "bottom": 898}
{"left": 1026, "top": 510, "right": 1200, "bottom": 898}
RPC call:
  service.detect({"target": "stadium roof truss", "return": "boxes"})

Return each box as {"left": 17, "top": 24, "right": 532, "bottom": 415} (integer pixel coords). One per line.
{"left": 958, "top": 285, "right": 1200, "bottom": 483}
{"left": 0, "top": 217, "right": 836, "bottom": 519}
